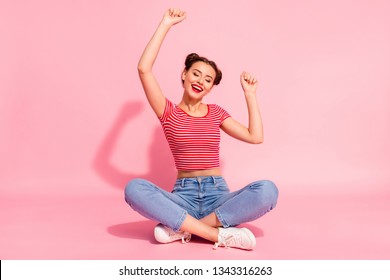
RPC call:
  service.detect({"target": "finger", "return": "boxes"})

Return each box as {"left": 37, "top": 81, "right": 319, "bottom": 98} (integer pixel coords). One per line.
{"left": 173, "top": 8, "right": 183, "bottom": 17}
{"left": 241, "top": 72, "right": 248, "bottom": 81}
{"left": 243, "top": 72, "right": 257, "bottom": 84}
{"left": 168, "top": 8, "right": 178, "bottom": 16}
{"left": 244, "top": 74, "right": 252, "bottom": 83}
{"left": 242, "top": 71, "right": 251, "bottom": 80}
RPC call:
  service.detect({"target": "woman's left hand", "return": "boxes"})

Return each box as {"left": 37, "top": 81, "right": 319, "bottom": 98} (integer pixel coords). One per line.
{"left": 240, "top": 71, "right": 258, "bottom": 94}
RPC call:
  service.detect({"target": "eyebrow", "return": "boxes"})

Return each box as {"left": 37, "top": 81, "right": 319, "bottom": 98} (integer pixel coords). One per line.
{"left": 193, "top": 69, "right": 214, "bottom": 80}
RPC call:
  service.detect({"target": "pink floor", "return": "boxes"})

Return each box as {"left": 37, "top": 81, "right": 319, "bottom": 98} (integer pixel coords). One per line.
{"left": 1, "top": 185, "right": 389, "bottom": 260}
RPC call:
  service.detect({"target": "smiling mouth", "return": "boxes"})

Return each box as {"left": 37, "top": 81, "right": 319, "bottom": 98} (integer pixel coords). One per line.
{"left": 192, "top": 84, "right": 203, "bottom": 93}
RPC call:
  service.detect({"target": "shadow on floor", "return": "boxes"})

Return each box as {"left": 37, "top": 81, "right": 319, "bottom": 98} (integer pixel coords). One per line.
{"left": 107, "top": 220, "right": 265, "bottom": 245}
{"left": 107, "top": 220, "right": 158, "bottom": 243}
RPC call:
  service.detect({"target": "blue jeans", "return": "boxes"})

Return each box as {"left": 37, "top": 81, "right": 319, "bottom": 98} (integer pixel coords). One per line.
{"left": 125, "top": 176, "right": 278, "bottom": 232}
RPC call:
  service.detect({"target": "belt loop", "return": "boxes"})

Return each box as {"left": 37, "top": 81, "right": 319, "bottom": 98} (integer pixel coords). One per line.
{"left": 181, "top": 178, "right": 185, "bottom": 188}
{"left": 212, "top": 176, "right": 216, "bottom": 185}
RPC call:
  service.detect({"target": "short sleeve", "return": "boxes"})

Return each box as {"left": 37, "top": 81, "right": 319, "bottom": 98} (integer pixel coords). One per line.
{"left": 159, "top": 98, "right": 174, "bottom": 123}
{"left": 213, "top": 104, "right": 231, "bottom": 125}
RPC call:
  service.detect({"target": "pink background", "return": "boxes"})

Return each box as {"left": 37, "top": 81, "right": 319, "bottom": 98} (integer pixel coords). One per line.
{"left": 1, "top": 0, "right": 389, "bottom": 259}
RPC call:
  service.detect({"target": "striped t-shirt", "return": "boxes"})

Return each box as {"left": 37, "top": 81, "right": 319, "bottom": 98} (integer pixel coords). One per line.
{"left": 159, "top": 98, "right": 231, "bottom": 171}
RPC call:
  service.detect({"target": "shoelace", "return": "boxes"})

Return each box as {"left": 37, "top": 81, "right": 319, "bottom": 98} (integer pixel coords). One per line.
{"left": 212, "top": 235, "right": 236, "bottom": 250}
{"left": 181, "top": 232, "right": 191, "bottom": 244}
{"left": 167, "top": 228, "right": 191, "bottom": 244}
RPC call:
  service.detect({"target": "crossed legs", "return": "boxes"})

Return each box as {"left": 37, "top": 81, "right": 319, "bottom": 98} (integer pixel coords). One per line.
{"left": 125, "top": 178, "right": 278, "bottom": 249}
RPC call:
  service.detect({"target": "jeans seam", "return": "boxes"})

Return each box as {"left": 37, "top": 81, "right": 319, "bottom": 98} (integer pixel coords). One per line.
{"left": 215, "top": 208, "right": 229, "bottom": 228}
{"left": 151, "top": 183, "right": 189, "bottom": 231}
{"left": 173, "top": 210, "right": 187, "bottom": 232}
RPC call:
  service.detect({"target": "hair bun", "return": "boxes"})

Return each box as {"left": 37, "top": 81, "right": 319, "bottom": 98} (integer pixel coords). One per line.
{"left": 182, "top": 53, "right": 222, "bottom": 85}
{"left": 185, "top": 53, "right": 200, "bottom": 68}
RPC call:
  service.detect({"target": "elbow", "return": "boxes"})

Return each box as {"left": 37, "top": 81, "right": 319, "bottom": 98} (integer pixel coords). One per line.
{"left": 251, "top": 137, "right": 264, "bottom": 144}
{"left": 137, "top": 64, "right": 147, "bottom": 75}
{"left": 137, "top": 63, "right": 151, "bottom": 75}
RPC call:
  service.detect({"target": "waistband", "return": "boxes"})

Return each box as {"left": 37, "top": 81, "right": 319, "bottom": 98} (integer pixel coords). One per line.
{"left": 176, "top": 176, "right": 224, "bottom": 186}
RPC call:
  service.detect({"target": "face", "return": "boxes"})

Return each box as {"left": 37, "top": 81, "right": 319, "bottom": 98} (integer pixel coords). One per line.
{"left": 182, "top": 61, "right": 216, "bottom": 100}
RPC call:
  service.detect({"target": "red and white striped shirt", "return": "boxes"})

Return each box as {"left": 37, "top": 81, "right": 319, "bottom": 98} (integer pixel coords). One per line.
{"left": 159, "top": 98, "right": 231, "bottom": 171}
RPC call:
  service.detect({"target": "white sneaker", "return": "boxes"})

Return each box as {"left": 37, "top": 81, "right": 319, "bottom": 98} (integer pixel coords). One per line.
{"left": 213, "top": 227, "right": 256, "bottom": 250}
{"left": 154, "top": 224, "right": 191, "bottom": 244}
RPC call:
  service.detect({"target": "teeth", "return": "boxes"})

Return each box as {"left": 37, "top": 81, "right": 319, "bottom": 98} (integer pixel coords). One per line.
{"left": 192, "top": 85, "right": 202, "bottom": 91}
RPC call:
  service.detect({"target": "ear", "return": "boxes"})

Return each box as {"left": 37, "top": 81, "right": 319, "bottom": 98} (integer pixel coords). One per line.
{"left": 181, "top": 69, "right": 187, "bottom": 84}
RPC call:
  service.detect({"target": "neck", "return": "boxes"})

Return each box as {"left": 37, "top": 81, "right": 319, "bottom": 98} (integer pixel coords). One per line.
{"left": 179, "top": 95, "right": 203, "bottom": 112}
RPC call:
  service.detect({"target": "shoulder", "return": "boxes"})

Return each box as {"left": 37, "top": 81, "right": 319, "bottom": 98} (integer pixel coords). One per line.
{"left": 209, "top": 103, "right": 231, "bottom": 122}
{"left": 159, "top": 98, "right": 178, "bottom": 122}
{"left": 209, "top": 103, "right": 229, "bottom": 114}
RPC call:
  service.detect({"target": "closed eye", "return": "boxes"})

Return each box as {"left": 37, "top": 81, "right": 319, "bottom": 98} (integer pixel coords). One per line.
{"left": 193, "top": 68, "right": 214, "bottom": 83}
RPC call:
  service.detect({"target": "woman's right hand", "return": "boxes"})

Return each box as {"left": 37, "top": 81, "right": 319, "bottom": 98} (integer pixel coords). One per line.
{"left": 162, "top": 8, "right": 186, "bottom": 26}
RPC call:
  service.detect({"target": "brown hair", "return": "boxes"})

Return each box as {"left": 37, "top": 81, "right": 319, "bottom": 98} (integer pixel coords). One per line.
{"left": 182, "top": 53, "right": 222, "bottom": 85}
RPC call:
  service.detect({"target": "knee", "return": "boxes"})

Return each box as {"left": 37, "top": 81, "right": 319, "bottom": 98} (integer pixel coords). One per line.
{"left": 263, "top": 180, "right": 279, "bottom": 200}
{"left": 252, "top": 180, "right": 279, "bottom": 207}
{"left": 124, "top": 178, "right": 147, "bottom": 205}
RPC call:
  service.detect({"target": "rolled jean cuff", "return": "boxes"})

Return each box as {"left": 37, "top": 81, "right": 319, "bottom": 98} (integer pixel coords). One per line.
{"left": 172, "top": 210, "right": 188, "bottom": 232}
{"left": 214, "top": 208, "right": 230, "bottom": 228}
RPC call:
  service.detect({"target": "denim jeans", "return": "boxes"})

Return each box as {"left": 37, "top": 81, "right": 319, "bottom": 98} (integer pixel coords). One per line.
{"left": 125, "top": 176, "right": 278, "bottom": 232}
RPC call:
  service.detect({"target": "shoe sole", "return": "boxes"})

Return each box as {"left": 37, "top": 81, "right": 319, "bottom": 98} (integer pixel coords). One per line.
{"left": 154, "top": 225, "right": 172, "bottom": 243}
{"left": 240, "top": 228, "right": 256, "bottom": 250}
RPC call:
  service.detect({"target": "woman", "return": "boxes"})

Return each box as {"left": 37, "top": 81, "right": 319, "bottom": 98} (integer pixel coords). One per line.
{"left": 125, "top": 8, "right": 278, "bottom": 250}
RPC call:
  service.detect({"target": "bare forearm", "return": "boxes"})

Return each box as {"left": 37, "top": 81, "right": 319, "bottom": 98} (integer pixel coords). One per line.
{"left": 138, "top": 9, "right": 186, "bottom": 73}
{"left": 137, "top": 20, "right": 171, "bottom": 73}
{"left": 135, "top": 9, "right": 186, "bottom": 117}
{"left": 245, "top": 92, "right": 264, "bottom": 144}
{"left": 241, "top": 72, "right": 263, "bottom": 143}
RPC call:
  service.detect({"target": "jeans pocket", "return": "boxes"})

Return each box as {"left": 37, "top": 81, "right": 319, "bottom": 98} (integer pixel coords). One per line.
{"left": 215, "top": 178, "right": 229, "bottom": 192}
{"left": 172, "top": 184, "right": 182, "bottom": 193}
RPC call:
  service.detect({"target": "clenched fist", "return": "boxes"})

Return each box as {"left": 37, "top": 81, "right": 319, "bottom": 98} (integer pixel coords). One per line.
{"left": 162, "top": 8, "right": 186, "bottom": 26}
{"left": 240, "top": 71, "right": 258, "bottom": 94}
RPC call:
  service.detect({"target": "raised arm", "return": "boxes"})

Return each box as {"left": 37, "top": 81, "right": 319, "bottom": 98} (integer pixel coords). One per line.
{"left": 221, "top": 72, "right": 264, "bottom": 144}
{"left": 137, "top": 8, "right": 186, "bottom": 118}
